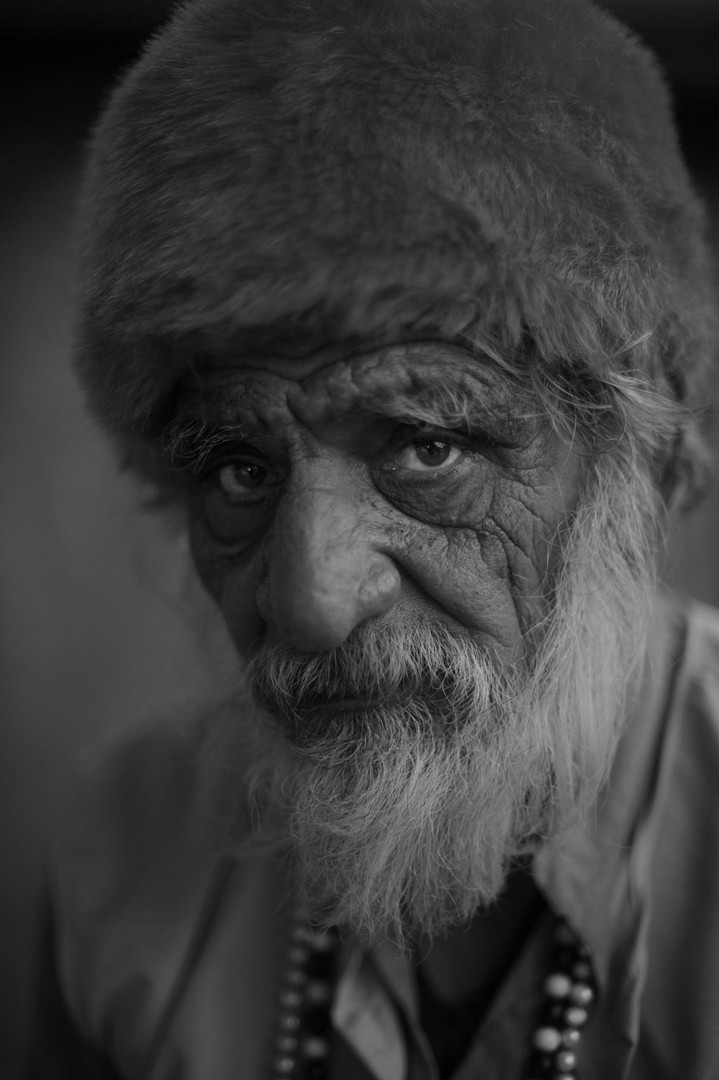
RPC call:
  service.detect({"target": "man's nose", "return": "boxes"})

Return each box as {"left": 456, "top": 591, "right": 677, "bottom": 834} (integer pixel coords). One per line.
{"left": 260, "top": 487, "right": 402, "bottom": 652}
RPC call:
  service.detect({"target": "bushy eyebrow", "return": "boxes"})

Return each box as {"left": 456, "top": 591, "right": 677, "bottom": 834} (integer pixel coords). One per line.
{"left": 161, "top": 416, "right": 262, "bottom": 473}
{"left": 351, "top": 376, "right": 537, "bottom": 443}
{"left": 367, "top": 381, "right": 497, "bottom": 430}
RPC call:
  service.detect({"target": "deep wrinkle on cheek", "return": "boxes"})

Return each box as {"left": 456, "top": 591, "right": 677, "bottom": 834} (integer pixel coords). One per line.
{"left": 387, "top": 523, "right": 530, "bottom": 649}
{"left": 379, "top": 442, "right": 581, "bottom": 637}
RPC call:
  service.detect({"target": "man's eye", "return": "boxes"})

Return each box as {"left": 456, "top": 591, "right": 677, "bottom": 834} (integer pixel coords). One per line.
{"left": 197, "top": 455, "right": 280, "bottom": 543}
{"left": 216, "top": 461, "right": 270, "bottom": 498}
{"left": 387, "top": 439, "right": 463, "bottom": 473}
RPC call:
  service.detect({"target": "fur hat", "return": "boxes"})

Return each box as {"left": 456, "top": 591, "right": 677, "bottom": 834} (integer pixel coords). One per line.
{"left": 75, "top": 0, "right": 715, "bottom": 494}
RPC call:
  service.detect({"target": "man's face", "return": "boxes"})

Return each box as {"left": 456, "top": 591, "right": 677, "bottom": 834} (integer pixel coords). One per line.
{"left": 176, "top": 340, "right": 580, "bottom": 666}
{"left": 169, "top": 340, "right": 647, "bottom": 944}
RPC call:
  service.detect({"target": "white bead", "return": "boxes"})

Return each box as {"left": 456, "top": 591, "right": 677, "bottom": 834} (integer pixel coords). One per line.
{"left": 280, "top": 1013, "right": 301, "bottom": 1032}
{"left": 569, "top": 982, "right": 595, "bottom": 1007}
{"left": 562, "top": 1028, "right": 581, "bottom": 1048}
{"left": 302, "top": 1036, "right": 330, "bottom": 1059}
{"left": 273, "top": 1056, "right": 296, "bottom": 1075}
{"left": 306, "top": 930, "right": 335, "bottom": 952}
{"left": 556, "top": 1048, "right": 578, "bottom": 1071}
{"left": 290, "top": 923, "right": 316, "bottom": 945}
{"left": 532, "top": 1026, "right": 562, "bottom": 1052}
{"left": 287, "top": 945, "right": 309, "bottom": 965}
{"left": 279, "top": 989, "right": 303, "bottom": 1009}
{"left": 544, "top": 973, "right": 573, "bottom": 999}
{"left": 276, "top": 1034, "right": 299, "bottom": 1054}
{"left": 564, "top": 1005, "right": 589, "bottom": 1028}
{"left": 305, "top": 980, "right": 332, "bottom": 1004}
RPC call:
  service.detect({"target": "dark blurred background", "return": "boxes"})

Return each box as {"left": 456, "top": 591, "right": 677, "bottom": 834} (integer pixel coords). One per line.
{"left": 1, "top": 1, "right": 717, "bottom": 1074}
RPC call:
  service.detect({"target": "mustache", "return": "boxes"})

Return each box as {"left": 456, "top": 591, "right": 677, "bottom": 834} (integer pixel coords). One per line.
{"left": 247, "top": 621, "right": 511, "bottom": 733}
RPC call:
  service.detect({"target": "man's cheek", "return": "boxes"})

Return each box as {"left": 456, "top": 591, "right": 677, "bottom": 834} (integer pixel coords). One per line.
{"left": 481, "top": 484, "right": 577, "bottom": 605}
{"left": 190, "top": 531, "right": 264, "bottom": 656}
{"left": 221, "top": 573, "right": 267, "bottom": 656}
{"left": 395, "top": 486, "right": 567, "bottom": 642}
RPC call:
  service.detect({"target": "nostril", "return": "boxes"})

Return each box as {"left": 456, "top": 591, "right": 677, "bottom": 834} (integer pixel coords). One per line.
{"left": 266, "top": 554, "right": 401, "bottom": 653}
{"left": 358, "top": 560, "right": 402, "bottom": 612}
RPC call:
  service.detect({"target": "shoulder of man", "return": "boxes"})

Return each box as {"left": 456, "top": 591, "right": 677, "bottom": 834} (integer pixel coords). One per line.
{"left": 47, "top": 700, "right": 263, "bottom": 1061}
{"left": 54, "top": 700, "right": 248, "bottom": 904}
{"left": 664, "top": 596, "right": 719, "bottom": 793}
{"left": 640, "top": 596, "right": 719, "bottom": 1076}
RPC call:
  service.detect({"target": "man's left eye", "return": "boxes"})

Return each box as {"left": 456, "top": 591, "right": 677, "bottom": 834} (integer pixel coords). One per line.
{"left": 387, "top": 439, "right": 463, "bottom": 472}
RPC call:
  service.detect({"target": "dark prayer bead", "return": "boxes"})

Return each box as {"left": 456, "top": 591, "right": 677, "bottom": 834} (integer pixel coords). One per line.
{"left": 526, "top": 1050, "right": 555, "bottom": 1077}
{"left": 542, "top": 1002, "right": 566, "bottom": 1025}
{"left": 305, "top": 952, "right": 336, "bottom": 980}
{"left": 304, "top": 1008, "right": 332, "bottom": 1035}
{"left": 555, "top": 947, "right": 577, "bottom": 969}
{"left": 553, "top": 922, "right": 580, "bottom": 947}
{"left": 303, "top": 1062, "right": 328, "bottom": 1080}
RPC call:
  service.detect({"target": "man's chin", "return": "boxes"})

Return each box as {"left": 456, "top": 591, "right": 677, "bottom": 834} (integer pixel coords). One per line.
{"left": 241, "top": 720, "right": 544, "bottom": 948}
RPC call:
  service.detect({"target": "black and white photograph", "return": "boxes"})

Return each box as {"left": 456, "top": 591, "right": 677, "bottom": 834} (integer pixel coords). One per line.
{"left": 2, "top": 1, "right": 718, "bottom": 1077}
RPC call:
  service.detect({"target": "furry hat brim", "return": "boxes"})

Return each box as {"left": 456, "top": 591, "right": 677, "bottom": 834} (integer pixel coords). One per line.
{"left": 75, "top": 0, "right": 714, "bottom": 456}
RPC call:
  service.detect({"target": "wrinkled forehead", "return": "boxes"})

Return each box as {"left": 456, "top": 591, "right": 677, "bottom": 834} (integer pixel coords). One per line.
{"left": 174, "top": 339, "right": 527, "bottom": 423}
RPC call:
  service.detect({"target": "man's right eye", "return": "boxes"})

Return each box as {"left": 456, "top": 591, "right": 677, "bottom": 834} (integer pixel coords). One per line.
{"left": 215, "top": 460, "right": 271, "bottom": 499}
{"left": 194, "top": 452, "right": 282, "bottom": 543}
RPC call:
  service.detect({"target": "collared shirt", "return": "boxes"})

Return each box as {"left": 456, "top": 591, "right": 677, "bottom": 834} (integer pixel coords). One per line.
{"left": 25, "top": 594, "right": 719, "bottom": 1079}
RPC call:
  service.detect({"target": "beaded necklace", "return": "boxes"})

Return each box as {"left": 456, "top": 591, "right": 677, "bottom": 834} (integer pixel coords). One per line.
{"left": 271, "top": 912, "right": 596, "bottom": 1080}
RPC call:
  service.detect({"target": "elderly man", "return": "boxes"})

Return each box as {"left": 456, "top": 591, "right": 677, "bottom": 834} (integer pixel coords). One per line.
{"left": 27, "top": 0, "right": 719, "bottom": 1078}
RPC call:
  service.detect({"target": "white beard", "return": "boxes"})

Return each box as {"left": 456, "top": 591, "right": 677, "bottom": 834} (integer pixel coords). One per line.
{"left": 220, "top": 462, "right": 654, "bottom": 949}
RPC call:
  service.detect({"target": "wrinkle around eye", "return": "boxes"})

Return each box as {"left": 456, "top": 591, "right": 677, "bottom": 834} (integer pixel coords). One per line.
{"left": 374, "top": 459, "right": 496, "bottom": 530}
{"left": 197, "top": 488, "right": 273, "bottom": 545}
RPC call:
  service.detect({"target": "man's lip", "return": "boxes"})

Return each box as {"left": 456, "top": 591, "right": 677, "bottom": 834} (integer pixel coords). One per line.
{"left": 293, "top": 697, "right": 372, "bottom": 714}
{"left": 316, "top": 697, "right": 371, "bottom": 711}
